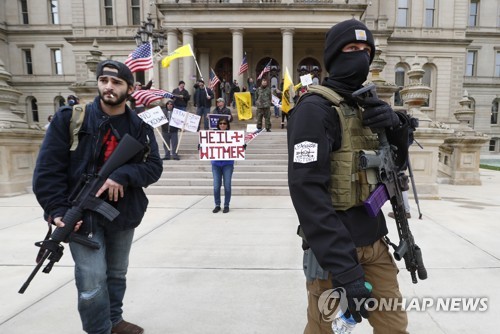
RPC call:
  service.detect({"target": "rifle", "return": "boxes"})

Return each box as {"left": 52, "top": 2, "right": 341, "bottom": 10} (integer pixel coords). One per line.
{"left": 19, "top": 134, "right": 144, "bottom": 294}
{"left": 352, "top": 84, "right": 427, "bottom": 284}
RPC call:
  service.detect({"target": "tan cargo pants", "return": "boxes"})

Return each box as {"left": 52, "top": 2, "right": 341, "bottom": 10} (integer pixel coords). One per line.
{"left": 304, "top": 238, "right": 409, "bottom": 334}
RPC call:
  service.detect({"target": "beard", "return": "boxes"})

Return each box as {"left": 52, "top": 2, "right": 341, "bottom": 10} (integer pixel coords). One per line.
{"left": 98, "top": 89, "right": 129, "bottom": 106}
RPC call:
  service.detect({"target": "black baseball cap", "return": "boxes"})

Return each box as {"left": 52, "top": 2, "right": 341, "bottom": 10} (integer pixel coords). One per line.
{"left": 96, "top": 60, "right": 135, "bottom": 86}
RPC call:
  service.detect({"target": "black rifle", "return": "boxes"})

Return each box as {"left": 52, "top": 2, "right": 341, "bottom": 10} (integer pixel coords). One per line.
{"left": 19, "top": 134, "right": 144, "bottom": 294}
{"left": 353, "top": 84, "right": 427, "bottom": 284}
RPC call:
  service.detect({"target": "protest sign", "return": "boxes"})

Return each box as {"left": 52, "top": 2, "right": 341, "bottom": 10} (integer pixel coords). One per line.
{"left": 170, "top": 108, "right": 201, "bottom": 133}
{"left": 137, "top": 106, "right": 168, "bottom": 128}
{"left": 208, "top": 114, "right": 231, "bottom": 129}
{"left": 300, "top": 73, "right": 313, "bottom": 87}
{"left": 198, "top": 130, "right": 246, "bottom": 161}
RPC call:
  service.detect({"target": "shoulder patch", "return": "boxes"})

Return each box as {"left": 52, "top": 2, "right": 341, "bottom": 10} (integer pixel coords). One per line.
{"left": 293, "top": 141, "right": 318, "bottom": 164}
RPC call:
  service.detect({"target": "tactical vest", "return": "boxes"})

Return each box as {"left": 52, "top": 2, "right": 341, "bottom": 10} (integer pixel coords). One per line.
{"left": 303, "top": 86, "right": 379, "bottom": 211}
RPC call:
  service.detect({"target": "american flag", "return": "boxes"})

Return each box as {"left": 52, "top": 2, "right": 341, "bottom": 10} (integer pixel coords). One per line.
{"left": 238, "top": 54, "right": 248, "bottom": 75}
{"left": 131, "top": 89, "right": 174, "bottom": 107}
{"left": 244, "top": 128, "right": 263, "bottom": 144}
{"left": 257, "top": 59, "right": 272, "bottom": 80}
{"left": 124, "top": 43, "right": 153, "bottom": 73}
{"left": 209, "top": 68, "right": 220, "bottom": 90}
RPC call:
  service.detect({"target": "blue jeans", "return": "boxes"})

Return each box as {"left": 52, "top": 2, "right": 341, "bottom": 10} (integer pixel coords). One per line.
{"left": 70, "top": 217, "right": 135, "bottom": 334}
{"left": 212, "top": 164, "right": 234, "bottom": 207}
{"left": 274, "top": 105, "right": 280, "bottom": 117}
{"left": 197, "top": 106, "right": 210, "bottom": 130}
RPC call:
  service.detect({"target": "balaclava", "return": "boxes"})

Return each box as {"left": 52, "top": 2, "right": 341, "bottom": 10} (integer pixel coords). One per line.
{"left": 323, "top": 19, "right": 375, "bottom": 97}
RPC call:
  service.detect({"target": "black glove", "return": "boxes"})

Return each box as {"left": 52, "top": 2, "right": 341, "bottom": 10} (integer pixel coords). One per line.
{"left": 342, "top": 278, "right": 371, "bottom": 323}
{"left": 360, "top": 97, "right": 400, "bottom": 129}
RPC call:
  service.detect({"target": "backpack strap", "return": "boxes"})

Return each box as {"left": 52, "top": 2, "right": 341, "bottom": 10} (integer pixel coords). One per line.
{"left": 302, "top": 85, "right": 344, "bottom": 107}
{"left": 69, "top": 104, "right": 87, "bottom": 151}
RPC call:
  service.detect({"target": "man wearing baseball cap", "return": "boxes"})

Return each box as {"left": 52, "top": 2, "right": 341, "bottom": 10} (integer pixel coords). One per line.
{"left": 33, "top": 59, "right": 163, "bottom": 334}
{"left": 287, "top": 19, "right": 409, "bottom": 333}
{"left": 212, "top": 97, "right": 233, "bottom": 123}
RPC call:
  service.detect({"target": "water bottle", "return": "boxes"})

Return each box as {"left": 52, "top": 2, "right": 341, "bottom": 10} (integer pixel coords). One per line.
{"left": 332, "top": 282, "right": 372, "bottom": 334}
{"left": 332, "top": 312, "right": 357, "bottom": 334}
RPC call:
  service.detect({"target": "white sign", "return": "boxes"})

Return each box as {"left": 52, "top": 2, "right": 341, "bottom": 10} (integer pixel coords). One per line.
{"left": 272, "top": 94, "right": 281, "bottom": 108}
{"left": 300, "top": 74, "right": 313, "bottom": 87}
{"left": 246, "top": 124, "right": 257, "bottom": 132}
{"left": 199, "top": 130, "right": 246, "bottom": 161}
{"left": 137, "top": 106, "right": 168, "bottom": 128}
{"left": 169, "top": 108, "right": 201, "bottom": 133}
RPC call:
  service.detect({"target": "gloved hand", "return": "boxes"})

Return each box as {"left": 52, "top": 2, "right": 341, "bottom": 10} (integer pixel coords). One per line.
{"left": 360, "top": 97, "right": 400, "bottom": 129}
{"left": 342, "top": 278, "right": 371, "bottom": 323}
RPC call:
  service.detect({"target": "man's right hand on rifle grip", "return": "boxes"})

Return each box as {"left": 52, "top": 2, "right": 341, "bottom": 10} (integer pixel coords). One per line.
{"left": 54, "top": 216, "right": 82, "bottom": 232}
{"left": 360, "top": 97, "right": 400, "bottom": 129}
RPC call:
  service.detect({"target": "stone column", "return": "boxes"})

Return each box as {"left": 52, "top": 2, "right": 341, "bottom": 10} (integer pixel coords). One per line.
{"left": 231, "top": 28, "right": 244, "bottom": 84}
{"left": 0, "top": 59, "right": 45, "bottom": 196}
{"left": 281, "top": 28, "right": 294, "bottom": 79}
{"left": 166, "top": 28, "right": 179, "bottom": 92}
{"left": 198, "top": 48, "right": 210, "bottom": 84}
{"left": 182, "top": 29, "right": 195, "bottom": 88}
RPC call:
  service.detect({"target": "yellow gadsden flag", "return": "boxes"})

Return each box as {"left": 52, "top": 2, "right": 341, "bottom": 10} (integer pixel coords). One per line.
{"left": 234, "top": 92, "right": 253, "bottom": 120}
{"left": 161, "top": 44, "right": 194, "bottom": 68}
{"left": 281, "top": 67, "right": 294, "bottom": 114}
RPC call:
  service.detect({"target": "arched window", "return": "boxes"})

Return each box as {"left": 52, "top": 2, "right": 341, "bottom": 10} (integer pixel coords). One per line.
{"left": 26, "top": 96, "right": 39, "bottom": 123}
{"left": 297, "top": 57, "right": 322, "bottom": 84}
{"left": 256, "top": 58, "right": 279, "bottom": 85}
{"left": 54, "top": 95, "right": 65, "bottom": 112}
{"left": 394, "top": 64, "right": 408, "bottom": 106}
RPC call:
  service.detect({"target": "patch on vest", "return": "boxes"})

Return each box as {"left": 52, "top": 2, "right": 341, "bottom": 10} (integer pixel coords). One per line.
{"left": 293, "top": 141, "right": 318, "bottom": 164}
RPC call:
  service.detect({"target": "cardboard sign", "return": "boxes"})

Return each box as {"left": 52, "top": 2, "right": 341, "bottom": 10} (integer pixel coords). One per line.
{"left": 272, "top": 94, "right": 281, "bottom": 108}
{"left": 169, "top": 108, "right": 201, "bottom": 133}
{"left": 208, "top": 114, "right": 231, "bottom": 129}
{"left": 137, "top": 106, "right": 168, "bottom": 128}
{"left": 198, "top": 130, "right": 246, "bottom": 161}
{"left": 300, "top": 74, "right": 313, "bottom": 87}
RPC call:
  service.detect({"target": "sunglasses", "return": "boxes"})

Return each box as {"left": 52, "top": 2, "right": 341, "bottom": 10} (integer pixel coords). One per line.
{"left": 219, "top": 122, "right": 228, "bottom": 125}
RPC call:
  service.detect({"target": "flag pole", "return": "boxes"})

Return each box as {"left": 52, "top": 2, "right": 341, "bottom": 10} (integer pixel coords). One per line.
{"left": 176, "top": 111, "right": 190, "bottom": 154}
{"left": 188, "top": 44, "right": 211, "bottom": 97}
{"left": 148, "top": 41, "right": 155, "bottom": 85}
{"left": 155, "top": 127, "right": 170, "bottom": 151}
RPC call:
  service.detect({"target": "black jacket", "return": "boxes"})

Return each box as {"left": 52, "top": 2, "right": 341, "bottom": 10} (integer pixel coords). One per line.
{"left": 33, "top": 96, "right": 163, "bottom": 232}
{"left": 172, "top": 87, "right": 190, "bottom": 109}
{"left": 194, "top": 86, "right": 214, "bottom": 108}
{"left": 287, "top": 92, "right": 388, "bottom": 285}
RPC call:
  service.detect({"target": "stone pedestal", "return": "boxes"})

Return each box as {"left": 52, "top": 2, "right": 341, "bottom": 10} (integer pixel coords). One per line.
{"left": 0, "top": 130, "right": 44, "bottom": 196}
{"left": 442, "top": 136, "right": 489, "bottom": 185}
{"left": 439, "top": 91, "right": 490, "bottom": 185}
{"left": 398, "top": 57, "right": 452, "bottom": 199}
{"left": 411, "top": 127, "right": 453, "bottom": 198}
{"left": 0, "top": 59, "right": 45, "bottom": 196}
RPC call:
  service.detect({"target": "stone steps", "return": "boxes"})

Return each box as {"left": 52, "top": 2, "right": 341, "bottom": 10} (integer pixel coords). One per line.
{"left": 147, "top": 126, "right": 290, "bottom": 196}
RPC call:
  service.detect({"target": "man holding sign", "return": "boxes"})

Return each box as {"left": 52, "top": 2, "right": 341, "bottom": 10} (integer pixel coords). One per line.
{"left": 208, "top": 97, "right": 233, "bottom": 129}
{"left": 161, "top": 100, "right": 180, "bottom": 160}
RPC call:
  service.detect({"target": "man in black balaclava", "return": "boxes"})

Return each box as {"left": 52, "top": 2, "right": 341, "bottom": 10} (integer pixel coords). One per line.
{"left": 287, "top": 19, "right": 409, "bottom": 333}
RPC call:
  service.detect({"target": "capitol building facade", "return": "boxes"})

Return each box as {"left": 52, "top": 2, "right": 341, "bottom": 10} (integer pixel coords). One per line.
{"left": 1, "top": 0, "right": 499, "bottom": 153}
